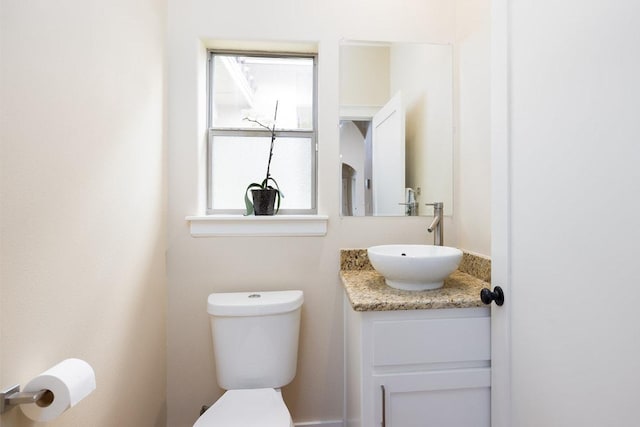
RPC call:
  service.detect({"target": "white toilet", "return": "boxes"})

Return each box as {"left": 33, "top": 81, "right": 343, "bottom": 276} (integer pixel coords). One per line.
{"left": 194, "top": 290, "right": 304, "bottom": 427}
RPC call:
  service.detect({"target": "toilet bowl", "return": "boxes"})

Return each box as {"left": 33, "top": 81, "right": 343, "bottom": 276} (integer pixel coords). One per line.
{"left": 193, "top": 388, "right": 293, "bottom": 427}
{"left": 193, "top": 290, "right": 303, "bottom": 427}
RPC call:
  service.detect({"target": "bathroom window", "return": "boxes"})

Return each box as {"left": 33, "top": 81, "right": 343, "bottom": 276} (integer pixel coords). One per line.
{"left": 207, "top": 51, "right": 317, "bottom": 214}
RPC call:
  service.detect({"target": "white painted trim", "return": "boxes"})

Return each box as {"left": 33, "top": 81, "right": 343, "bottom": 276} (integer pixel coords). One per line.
{"left": 490, "top": 0, "right": 512, "bottom": 425}
{"left": 186, "top": 215, "right": 329, "bottom": 237}
{"left": 294, "top": 421, "right": 343, "bottom": 427}
{"left": 339, "top": 105, "right": 381, "bottom": 120}
{"left": 342, "top": 293, "right": 348, "bottom": 426}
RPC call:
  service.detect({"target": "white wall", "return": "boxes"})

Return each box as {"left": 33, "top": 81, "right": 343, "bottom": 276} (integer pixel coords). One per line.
{"left": 453, "top": 0, "right": 492, "bottom": 256}
{"left": 0, "top": 1, "right": 167, "bottom": 426}
{"left": 340, "top": 45, "right": 390, "bottom": 107}
{"left": 506, "top": 0, "right": 640, "bottom": 425}
{"left": 166, "top": 0, "right": 456, "bottom": 425}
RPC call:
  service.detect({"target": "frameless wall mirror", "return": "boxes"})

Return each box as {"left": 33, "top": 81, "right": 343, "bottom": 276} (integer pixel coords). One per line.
{"left": 339, "top": 41, "right": 453, "bottom": 217}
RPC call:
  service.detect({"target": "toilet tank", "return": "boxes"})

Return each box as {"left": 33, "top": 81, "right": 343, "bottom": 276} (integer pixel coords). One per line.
{"left": 207, "top": 290, "right": 303, "bottom": 390}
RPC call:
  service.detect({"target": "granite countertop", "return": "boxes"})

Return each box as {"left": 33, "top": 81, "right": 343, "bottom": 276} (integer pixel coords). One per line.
{"left": 340, "top": 249, "right": 491, "bottom": 312}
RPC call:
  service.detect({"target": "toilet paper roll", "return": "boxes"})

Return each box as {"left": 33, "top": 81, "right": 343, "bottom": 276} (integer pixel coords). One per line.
{"left": 21, "top": 358, "right": 96, "bottom": 422}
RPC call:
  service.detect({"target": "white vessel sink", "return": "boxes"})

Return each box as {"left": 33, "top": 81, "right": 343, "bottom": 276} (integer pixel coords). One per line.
{"left": 367, "top": 244, "right": 463, "bottom": 291}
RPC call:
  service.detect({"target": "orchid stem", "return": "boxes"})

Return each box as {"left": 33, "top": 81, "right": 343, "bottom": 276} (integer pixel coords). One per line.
{"left": 265, "top": 101, "right": 279, "bottom": 184}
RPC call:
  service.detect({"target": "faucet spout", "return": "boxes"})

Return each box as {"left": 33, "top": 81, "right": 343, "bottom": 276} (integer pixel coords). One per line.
{"left": 427, "top": 215, "right": 440, "bottom": 232}
{"left": 425, "top": 202, "right": 444, "bottom": 246}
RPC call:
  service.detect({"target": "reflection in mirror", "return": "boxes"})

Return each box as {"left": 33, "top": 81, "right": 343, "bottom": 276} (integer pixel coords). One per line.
{"left": 339, "top": 41, "right": 453, "bottom": 217}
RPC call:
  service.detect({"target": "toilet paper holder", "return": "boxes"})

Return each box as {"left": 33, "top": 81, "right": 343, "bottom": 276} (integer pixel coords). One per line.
{"left": 0, "top": 384, "right": 52, "bottom": 414}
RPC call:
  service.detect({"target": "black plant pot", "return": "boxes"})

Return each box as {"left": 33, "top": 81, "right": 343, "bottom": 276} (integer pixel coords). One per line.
{"left": 251, "top": 188, "right": 277, "bottom": 215}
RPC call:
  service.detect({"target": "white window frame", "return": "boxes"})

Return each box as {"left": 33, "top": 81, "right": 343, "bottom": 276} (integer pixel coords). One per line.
{"left": 206, "top": 50, "right": 318, "bottom": 215}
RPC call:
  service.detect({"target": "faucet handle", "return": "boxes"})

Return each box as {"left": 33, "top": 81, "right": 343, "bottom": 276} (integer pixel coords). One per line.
{"left": 424, "top": 202, "right": 443, "bottom": 209}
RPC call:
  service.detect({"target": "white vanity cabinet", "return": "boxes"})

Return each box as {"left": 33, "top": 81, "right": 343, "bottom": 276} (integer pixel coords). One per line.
{"left": 344, "top": 300, "right": 491, "bottom": 427}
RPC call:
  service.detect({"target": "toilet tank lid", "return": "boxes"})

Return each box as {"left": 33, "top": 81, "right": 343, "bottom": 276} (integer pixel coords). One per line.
{"left": 208, "top": 290, "right": 304, "bottom": 317}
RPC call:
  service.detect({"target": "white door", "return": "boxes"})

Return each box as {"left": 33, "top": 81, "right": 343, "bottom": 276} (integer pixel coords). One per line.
{"left": 372, "top": 91, "right": 405, "bottom": 215}
{"left": 488, "top": 0, "right": 511, "bottom": 425}
{"left": 491, "top": 1, "right": 640, "bottom": 426}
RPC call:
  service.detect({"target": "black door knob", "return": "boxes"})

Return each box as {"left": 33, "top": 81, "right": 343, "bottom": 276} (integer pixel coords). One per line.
{"left": 480, "top": 286, "right": 504, "bottom": 306}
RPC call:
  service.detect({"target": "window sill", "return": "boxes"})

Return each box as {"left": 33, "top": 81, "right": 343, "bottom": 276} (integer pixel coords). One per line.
{"left": 186, "top": 215, "right": 329, "bottom": 237}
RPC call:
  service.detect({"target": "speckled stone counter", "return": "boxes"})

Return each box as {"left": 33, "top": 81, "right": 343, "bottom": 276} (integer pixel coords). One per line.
{"left": 340, "top": 249, "right": 491, "bottom": 312}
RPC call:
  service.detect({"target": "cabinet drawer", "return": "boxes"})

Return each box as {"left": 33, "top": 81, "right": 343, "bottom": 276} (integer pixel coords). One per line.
{"left": 372, "top": 317, "right": 490, "bottom": 366}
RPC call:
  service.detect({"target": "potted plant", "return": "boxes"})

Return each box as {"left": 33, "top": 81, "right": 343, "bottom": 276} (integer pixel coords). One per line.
{"left": 244, "top": 101, "right": 283, "bottom": 215}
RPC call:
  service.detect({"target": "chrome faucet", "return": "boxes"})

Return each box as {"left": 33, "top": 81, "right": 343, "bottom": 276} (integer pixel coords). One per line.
{"left": 399, "top": 188, "right": 418, "bottom": 216}
{"left": 425, "top": 202, "right": 444, "bottom": 246}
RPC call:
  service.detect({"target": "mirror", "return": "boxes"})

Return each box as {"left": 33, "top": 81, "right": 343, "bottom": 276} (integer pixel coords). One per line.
{"left": 339, "top": 41, "right": 453, "bottom": 217}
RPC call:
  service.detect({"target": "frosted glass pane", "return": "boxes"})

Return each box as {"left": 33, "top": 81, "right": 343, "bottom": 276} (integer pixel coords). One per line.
{"left": 211, "top": 135, "right": 312, "bottom": 210}
{"left": 211, "top": 55, "right": 314, "bottom": 130}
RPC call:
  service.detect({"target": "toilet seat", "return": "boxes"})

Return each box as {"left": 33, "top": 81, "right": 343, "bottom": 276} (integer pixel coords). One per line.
{"left": 193, "top": 388, "right": 293, "bottom": 427}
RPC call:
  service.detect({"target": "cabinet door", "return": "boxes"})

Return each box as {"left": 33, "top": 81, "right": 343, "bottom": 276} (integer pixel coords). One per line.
{"left": 373, "top": 368, "right": 491, "bottom": 427}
